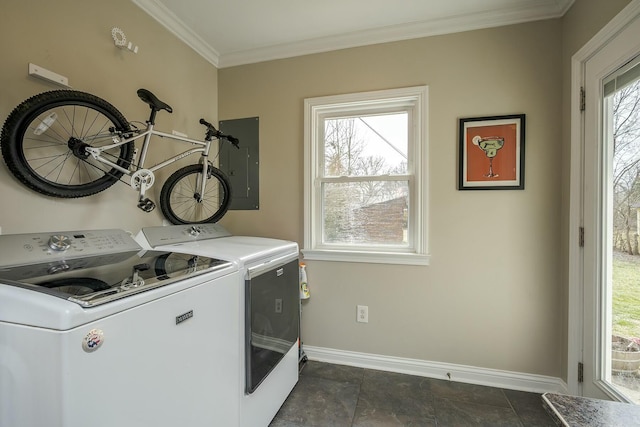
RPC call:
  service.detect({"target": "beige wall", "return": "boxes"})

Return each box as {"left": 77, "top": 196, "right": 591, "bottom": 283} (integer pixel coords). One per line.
{"left": 0, "top": 0, "right": 218, "bottom": 234}
{"left": 559, "top": 0, "right": 632, "bottom": 382}
{"left": 0, "top": 0, "right": 631, "bottom": 383}
{"left": 219, "top": 21, "right": 565, "bottom": 377}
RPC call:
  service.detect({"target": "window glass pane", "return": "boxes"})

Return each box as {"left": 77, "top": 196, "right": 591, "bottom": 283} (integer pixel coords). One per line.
{"left": 323, "top": 113, "right": 408, "bottom": 177}
{"left": 322, "top": 181, "right": 409, "bottom": 245}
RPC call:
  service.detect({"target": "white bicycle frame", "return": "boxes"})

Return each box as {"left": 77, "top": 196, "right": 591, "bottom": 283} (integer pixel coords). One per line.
{"left": 84, "top": 122, "right": 213, "bottom": 201}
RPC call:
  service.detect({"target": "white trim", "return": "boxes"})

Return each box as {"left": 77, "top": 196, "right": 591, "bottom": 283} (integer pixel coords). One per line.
{"left": 304, "top": 345, "right": 568, "bottom": 394}
{"left": 568, "top": 0, "right": 640, "bottom": 397}
{"left": 302, "top": 248, "right": 430, "bottom": 265}
{"left": 132, "top": 0, "right": 220, "bottom": 67}
{"left": 567, "top": 29, "right": 586, "bottom": 399}
{"left": 133, "top": 0, "right": 574, "bottom": 68}
{"left": 303, "top": 86, "right": 428, "bottom": 265}
{"left": 220, "top": 1, "right": 574, "bottom": 67}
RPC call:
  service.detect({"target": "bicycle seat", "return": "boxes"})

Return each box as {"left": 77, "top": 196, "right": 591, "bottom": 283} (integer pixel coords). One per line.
{"left": 136, "top": 89, "right": 173, "bottom": 113}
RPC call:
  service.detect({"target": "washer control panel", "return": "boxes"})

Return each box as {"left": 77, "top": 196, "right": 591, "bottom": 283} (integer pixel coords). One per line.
{"left": 0, "top": 229, "right": 141, "bottom": 268}
{"left": 139, "top": 224, "right": 232, "bottom": 248}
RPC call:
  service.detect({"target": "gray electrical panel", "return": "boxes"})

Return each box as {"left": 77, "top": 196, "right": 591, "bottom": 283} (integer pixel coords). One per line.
{"left": 219, "top": 117, "right": 259, "bottom": 210}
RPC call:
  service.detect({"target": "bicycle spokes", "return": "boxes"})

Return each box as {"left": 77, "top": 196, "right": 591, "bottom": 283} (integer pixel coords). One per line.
{"left": 160, "top": 164, "right": 230, "bottom": 224}
{"left": 5, "top": 94, "right": 134, "bottom": 195}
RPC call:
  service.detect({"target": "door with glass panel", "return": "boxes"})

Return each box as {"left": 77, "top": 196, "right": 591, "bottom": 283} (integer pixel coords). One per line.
{"left": 602, "top": 59, "right": 640, "bottom": 403}
{"left": 581, "top": 10, "right": 640, "bottom": 401}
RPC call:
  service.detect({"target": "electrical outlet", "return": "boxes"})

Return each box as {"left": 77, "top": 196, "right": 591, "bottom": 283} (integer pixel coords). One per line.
{"left": 275, "top": 298, "right": 283, "bottom": 314}
{"left": 357, "top": 305, "right": 368, "bottom": 323}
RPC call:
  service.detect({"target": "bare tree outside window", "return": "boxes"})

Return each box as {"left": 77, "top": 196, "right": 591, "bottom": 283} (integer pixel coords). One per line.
{"left": 612, "top": 80, "right": 640, "bottom": 254}
{"left": 610, "top": 76, "right": 640, "bottom": 403}
{"left": 323, "top": 116, "right": 408, "bottom": 245}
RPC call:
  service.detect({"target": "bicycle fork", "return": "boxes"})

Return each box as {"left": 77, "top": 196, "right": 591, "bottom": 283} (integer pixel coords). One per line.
{"left": 194, "top": 159, "right": 211, "bottom": 203}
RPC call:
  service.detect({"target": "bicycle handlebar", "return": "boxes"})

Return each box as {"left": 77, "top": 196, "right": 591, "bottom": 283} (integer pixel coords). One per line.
{"left": 199, "top": 118, "right": 240, "bottom": 149}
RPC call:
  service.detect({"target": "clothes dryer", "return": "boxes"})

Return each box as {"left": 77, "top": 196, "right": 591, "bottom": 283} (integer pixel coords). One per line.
{"left": 136, "top": 224, "right": 299, "bottom": 427}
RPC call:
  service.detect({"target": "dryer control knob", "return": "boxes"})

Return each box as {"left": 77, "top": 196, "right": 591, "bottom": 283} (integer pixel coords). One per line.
{"left": 48, "top": 234, "right": 72, "bottom": 251}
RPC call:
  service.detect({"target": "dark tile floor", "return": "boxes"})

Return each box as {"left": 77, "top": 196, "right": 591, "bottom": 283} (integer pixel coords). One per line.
{"left": 270, "top": 361, "right": 558, "bottom": 426}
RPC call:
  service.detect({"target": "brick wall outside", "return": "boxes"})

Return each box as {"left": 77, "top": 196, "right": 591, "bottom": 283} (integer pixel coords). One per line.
{"left": 352, "top": 196, "right": 407, "bottom": 243}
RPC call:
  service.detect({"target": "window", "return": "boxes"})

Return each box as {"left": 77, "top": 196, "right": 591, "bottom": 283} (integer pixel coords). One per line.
{"left": 302, "top": 86, "right": 429, "bottom": 265}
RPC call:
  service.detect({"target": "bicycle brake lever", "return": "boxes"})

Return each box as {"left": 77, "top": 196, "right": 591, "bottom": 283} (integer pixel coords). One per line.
{"left": 200, "top": 118, "right": 220, "bottom": 141}
{"left": 200, "top": 118, "right": 239, "bottom": 148}
{"left": 199, "top": 118, "right": 216, "bottom": 131}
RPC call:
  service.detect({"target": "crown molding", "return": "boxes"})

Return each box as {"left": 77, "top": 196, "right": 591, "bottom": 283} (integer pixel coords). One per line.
{"left": 558, "top": 0, "right": 577, "bottom": 15}
{"left": 220, "top": 1, "right": 572, "bottom": 67}
{"left": 132, "top": 0, "right": 220, "bottom": 67}
{"left": 133, "top": 0, "right": 575, "bottom": 69}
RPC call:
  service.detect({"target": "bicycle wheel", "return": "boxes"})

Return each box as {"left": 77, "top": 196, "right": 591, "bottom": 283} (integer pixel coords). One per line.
{"left": 160, "top": 164, "right": 232, "bottom": 224}
{"left": 1, "top": 90, "right": 133, "bottom": 198}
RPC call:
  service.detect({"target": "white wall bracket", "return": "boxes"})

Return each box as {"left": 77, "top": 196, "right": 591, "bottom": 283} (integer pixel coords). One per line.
{"left": 28, "top": 63, "right": 69, "bottom": 87}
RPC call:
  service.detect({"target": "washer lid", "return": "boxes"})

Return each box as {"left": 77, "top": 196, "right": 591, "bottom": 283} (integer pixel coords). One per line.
{"left": 0, "top": 250, "right": 232, "bottom": 307}
{"left": 136, "top": 225, "right": 300, "bottom": 268}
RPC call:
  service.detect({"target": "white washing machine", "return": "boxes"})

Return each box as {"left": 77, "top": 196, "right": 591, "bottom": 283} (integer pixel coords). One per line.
{"left": 0, "top": 229, "right": 241, "bottom": 427}
{"left": 136, "top": 224, "right": 300, "bottom": 427}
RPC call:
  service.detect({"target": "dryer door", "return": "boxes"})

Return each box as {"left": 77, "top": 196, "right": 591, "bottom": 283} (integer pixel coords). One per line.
{"left": 245, "top": 257, "right": 299, "bottom": 393}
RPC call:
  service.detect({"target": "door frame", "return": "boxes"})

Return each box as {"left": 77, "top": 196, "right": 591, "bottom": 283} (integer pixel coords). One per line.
{"left": 568, "top": 0, "right": 640, "bottom": 398}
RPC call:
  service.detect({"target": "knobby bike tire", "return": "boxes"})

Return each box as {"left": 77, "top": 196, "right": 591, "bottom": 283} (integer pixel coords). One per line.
{"left": 0, "top": 90, "right": 133, "bottom": 198}
{"left": 159, "top": 164, "right": 232, "bottom": 224}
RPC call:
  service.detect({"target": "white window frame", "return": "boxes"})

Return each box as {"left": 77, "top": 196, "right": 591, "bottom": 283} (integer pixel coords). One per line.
{"left": 302, "top": 86, "right": 429, "bottom": 265}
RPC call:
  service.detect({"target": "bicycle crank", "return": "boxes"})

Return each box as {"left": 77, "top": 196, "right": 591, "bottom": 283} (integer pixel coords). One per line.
{"left": 131, "top": 169, "right": 156, "bottom": 213}
{"left": 131, "top": 169, "right": 155, "bottom": 190}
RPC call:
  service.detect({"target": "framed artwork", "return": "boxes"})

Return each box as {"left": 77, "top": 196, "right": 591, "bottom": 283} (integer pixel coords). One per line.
{"left": 458, "top": 114, "right": 525, "bottom": 190}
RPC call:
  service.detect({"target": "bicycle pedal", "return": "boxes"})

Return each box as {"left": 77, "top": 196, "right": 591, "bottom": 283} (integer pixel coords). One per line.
{"left": 137, "top": 198, "right": 156, "bottom": 212}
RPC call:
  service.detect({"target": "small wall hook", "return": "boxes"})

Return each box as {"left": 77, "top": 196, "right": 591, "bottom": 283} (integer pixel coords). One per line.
{"left": 111, "top": 27, "right": 138, "bottom": 54}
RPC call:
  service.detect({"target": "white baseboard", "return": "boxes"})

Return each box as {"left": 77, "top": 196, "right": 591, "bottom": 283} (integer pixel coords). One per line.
{"left": 303, "top": 345, "right": 568, "bottom": 394}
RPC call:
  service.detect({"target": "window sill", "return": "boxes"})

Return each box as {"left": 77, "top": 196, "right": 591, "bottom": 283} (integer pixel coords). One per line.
{"left": 301, "top": 249, "right": 430, "bottom": 266}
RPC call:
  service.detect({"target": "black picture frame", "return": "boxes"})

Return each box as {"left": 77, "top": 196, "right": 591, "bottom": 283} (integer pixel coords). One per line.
{"left": 458, "top": 114, "right": 526, "bottom": 190}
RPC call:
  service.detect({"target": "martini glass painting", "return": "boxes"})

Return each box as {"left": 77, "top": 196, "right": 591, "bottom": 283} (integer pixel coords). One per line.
{"left": 458, "top": 114, "right": 525, "bottom": 190}
{"left": 472, "top": 135, "right": 504, "bottom": 178}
